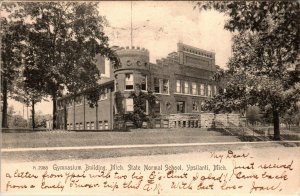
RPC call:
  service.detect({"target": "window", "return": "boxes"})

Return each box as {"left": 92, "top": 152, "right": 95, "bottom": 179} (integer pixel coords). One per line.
{"left": 192, "top": 101, "right": 199, "bottom": 112}
{"left": 140, "top": 100, "right": 148, "bottom": 114}
{"left": 192, "top": 82, "right": 197, "bottom": 95}
{"left": 76, "top": 123, "right": 79, "bottom": 130}
{"left": 184, "top": 81, "right": 189, "bottom": 94}
{"left": 208, "top": 85, "right": 212, "bottom": 97}
{"left": 104, "top": 120, "right": 108, "bottom": 129}
{"left": 125, "top": 98, "right": 134, "bottom": 112}
{"left": 200, "top": 101, "right": 204, "bottom": 111}
{"left": 90, "top": 122, "right": 95, "bottom": 130}
{"left": 100, "top": 88, "right": 108, "bottom": 100}
{"left": 200, "top": 84, "right": 205, "bottom": 96}
{"left": 162, "top": 79, "right": 169, "bottom": 94}
{"left": 101, "top": 58, "right": 111, "bottom": 78}
{"left": 125, "top": 73, "right": 134, "bottom": 90}
{"left": 154, "top": 78, "right": 160, "bottom": 93}
{"left": 176, "top": 80, "right": 181, "bottom": 93}
{"left": 75, "top": 96, "right": 83, "bottom": 106}
{"left": 99, "top": 121, "right": 103, "bottom": 130}
{"left": 154, "top": 78, "right": 169, "bottom": 94}
{"left": 141, "top": 74, "right": 147, "bottom": 91}
{"left": 154, "top": 101, "right": 161, "bottom": 114}
{"left": 86, "top": 122, "right": 90, "bottom": 130}
{"left": 80, "top": 122, "right": 83, "bottom": 130}
{"left": 176, "top": 101, "right": 185, "bottom": 113}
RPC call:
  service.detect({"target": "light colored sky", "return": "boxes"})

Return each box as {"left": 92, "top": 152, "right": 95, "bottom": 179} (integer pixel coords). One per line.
{"left": 9, "top": 1, "right": 232, "bottom": 116}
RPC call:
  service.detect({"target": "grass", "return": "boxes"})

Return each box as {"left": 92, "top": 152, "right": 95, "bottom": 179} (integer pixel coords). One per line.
{"left": 2, "top": 128, "right": 240, "bottom": 149}
{"left": 2, "top": 128, "right": 298, "bottom": 162}
{"left": 280, "top": 134, "right": 300, "bottom": 140}
{"left": 2, "top": 142, "right": 284, "bottom": 162}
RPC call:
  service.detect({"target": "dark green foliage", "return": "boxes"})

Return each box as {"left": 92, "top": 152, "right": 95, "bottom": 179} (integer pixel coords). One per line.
{"left": 246, "top": 106, "right": 262, "bottom": 125}
{"left": 1, "top": 2, "right": 120, "bottom": 128}
{"left": 196, "top": 1, "right": 300, "bottom": 140}
{"left": 85, "top": 87, "right": 103, "bottom": 108}
{"left": 1, "top": 3, "right": 28, "bottom": 128}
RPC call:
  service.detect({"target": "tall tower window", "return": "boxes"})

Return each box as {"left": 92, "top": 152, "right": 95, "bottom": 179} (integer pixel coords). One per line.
{"left": 176, "top": 80, "right": 182, "bottom": 93}
{"left": 141, "top": 74, "right": 147, "bottom": 91}
{"left": 184, "top": 81, "right": 189, "bottom": 94}
{"left": 162, "top": 79, "right": 169, "bottom": 94}
{"left": 125, "top": 98, "right": 134, "bottom": 112}
{"left": 125, "top": 73, "right": 134, "bottom": 90}
{"left": 154, "top": 78, "right": 160, "bottom": 93}
{"left": 200, "top": 84, "right": 205, "bottom": 96}
{"left": 192, "top": 82, "right": 197, "bottom": 95}
{"left": 208, "top": 85, "right": 212, "bottom": 97}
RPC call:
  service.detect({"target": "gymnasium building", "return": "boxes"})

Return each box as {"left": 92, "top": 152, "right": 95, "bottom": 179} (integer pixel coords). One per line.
{"left": 56, "top": 43, "right": 240, "bottom": 130}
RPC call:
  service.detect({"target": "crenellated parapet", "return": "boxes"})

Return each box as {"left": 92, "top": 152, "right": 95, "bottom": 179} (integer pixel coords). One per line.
{"left": 113, "top": 46, "right": 150, "bottom": 72}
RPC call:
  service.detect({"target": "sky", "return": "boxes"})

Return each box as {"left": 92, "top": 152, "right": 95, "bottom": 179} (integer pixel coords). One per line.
{"left": 8, "top": 1, "right": 233, "bottom": 117}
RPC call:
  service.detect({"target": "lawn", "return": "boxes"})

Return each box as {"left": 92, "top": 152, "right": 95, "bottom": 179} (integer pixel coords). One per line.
{"left": 2, "top": 128, "right": 297, "bottom": 162}
{"left": 2, "top": 142, "right": 283, "bottom": 162}
{"left": 2, "top": 128, "right": 240, "bottom": 149}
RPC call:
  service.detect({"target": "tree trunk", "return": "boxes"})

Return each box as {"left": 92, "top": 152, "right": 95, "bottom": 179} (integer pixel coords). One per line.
{"left": 52, "top": 94, "right": 57, "bottom": 129}
{"left": 273, "top": 110, "right": 280, "bottom": 140}
{"left": 96, "top": 104, "right": 98, "bottom": 130}
{"left": 31, "top": 99, "right": 35, "bottom": 129}
{"left": 2, "top": 79, "right": 8, "bottom": 128}
{"left": 63, "top": 103, "right": 67, "bottom": 130}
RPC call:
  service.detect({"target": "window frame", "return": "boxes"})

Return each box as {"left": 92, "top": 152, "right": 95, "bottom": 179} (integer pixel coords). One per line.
{"left": 176, "top": 80, "right": 182, "bottom": 93}
{"left": 191, "top": 82, "right": 197, "bottom": 95}
{"left": 208, "top": 85, "right": 212, "bottom": 97}
{"left": 192, "top": 100, "right": 199, "bottom": 112}
{"left": 162, "top": 79, "right": 169, "bottom": 94}
{"left": 125, "top": 73, "right": 134, "bottom": 90}
{"left": 184, "top": 81, "right": 189, "bottom": 94}
{"left": 141, "top": 74, "right": 147, "bottom": 91}
{"left": 200, "top": 84, "right": 205, "bottom": 96}
{"left": 154, "top": 77, "right": 160, "bottom": 93}
{"left": 125, "top": 98, "right": 134, "bottom": 112}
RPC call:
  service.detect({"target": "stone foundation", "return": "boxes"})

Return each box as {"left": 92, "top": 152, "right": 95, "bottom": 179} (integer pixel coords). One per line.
{"left": 164, "top": 113, "right": 240, "bottom": 128}
{"left": 113, "top": 113, "right": 240, "bottom": 129}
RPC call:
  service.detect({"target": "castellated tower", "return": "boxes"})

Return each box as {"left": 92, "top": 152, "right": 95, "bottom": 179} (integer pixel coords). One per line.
{"left": 113, "top": 46, "right": 150, "bottom": 113}
{"left": 113, "top": 46, "right": 150, "bottom": 92}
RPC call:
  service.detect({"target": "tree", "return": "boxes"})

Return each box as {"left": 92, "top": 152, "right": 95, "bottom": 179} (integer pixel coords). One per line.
{"left": 28, "top": 111, "right": 51, "bottom": 128}
{"left": 7, "top": 105, "right": 27, "bottom": 128}
{"left": 10, "top": 70, "right": 46, "bottom": 129}
{"left": 246, "top": 106, "right": 261, "bottom": 126}
{"left": 1, "top": 3, "right": 27, "bottom": 128}
{"left": 196, "top": 1, "right": 300, "bottom": 140}
{"left": 10, "top": 2, "right": 119, "bottom": 129}
{"left": 281, "top": 106, "right": 300, "bottom": 129}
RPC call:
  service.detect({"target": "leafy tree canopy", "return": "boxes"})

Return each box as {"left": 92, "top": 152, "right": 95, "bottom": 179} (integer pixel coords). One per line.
{"left": 1, "top": 2, "right": 120, "bottom": 128}
{"left": 196, "top": 1, "right": 300, "bottom": 140}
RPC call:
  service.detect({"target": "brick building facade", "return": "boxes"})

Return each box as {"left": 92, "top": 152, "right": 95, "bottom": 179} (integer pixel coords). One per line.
{"left": 57, "top": 43, "right": 231, "bottom": 130}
